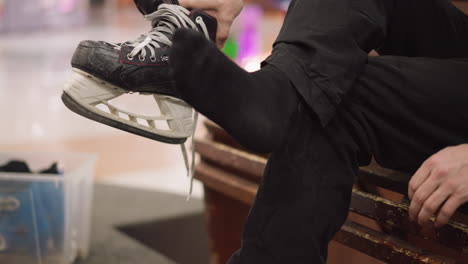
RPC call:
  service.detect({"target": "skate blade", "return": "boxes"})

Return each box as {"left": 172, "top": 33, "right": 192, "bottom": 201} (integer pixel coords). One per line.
{"left": 62, "top": 69, "right": 192, "bottom": 144}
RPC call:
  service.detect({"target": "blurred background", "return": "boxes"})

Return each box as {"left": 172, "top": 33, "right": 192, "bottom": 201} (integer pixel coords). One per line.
{"left": 0, "top": 0, "right": 286, "bottom": 195}
{"left": 0, "top": 0, "right": 286, "bottom": 263}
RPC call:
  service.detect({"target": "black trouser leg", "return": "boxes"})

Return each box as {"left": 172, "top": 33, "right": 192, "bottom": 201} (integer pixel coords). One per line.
{"left": 263, "top": 0, "right": 389, "bottom": 125}
{"left": 378, "top": 0, "right": 468, "bottom": 58}
{"left": 228, "top": 55, "right": 468, "bottom": 264}
{"left": 343, "top": 55, "right": 468, "bottom": 173}
{"left": 227, "top": 102, "right": 366, "bottom": 264}
{"left": 265, "top": 0, "right": 468, "bottom": 125}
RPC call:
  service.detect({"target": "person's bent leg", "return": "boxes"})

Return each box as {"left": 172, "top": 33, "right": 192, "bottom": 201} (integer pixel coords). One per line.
{"left": 261, "top": 0, "right": 391, "bottom": 124}
{"left": 378, "top": 0, "right": 468, "bottom": 58}
{"left": 333, "top": 55, "right": 468, "bottom": 233}
{"left": 170, "top": 29, "right": 299, "bottom": 154}
{"left": 343, "top": 55, "right": 468, "bottom": 173}
{"left": 170, "top": 0, "right": 391, "bottom": 153}
{"left": 229, "top": 54, "right": 468, "bottom": 264}
{"left": 226, "top": 101, "right": 368, "bottom": 263}
{"left": 225, "top": 54, "right": 468, "bottom": 264}
{"left": 169, "top": 0, "right": 467, "bottom": 153}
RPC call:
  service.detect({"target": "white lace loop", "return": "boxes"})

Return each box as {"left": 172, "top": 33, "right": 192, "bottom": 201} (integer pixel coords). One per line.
{"left": 122, "top": 4, "right": 210, "bottom": 61}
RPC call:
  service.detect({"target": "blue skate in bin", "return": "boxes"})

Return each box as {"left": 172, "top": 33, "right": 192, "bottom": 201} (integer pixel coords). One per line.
{"left": 0, "top": 161, "right": 64, "bottom": 261}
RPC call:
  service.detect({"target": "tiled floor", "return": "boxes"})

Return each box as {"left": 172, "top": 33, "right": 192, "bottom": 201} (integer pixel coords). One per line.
{"left": 0, "top": 5, "right": 204, "bottom": 198}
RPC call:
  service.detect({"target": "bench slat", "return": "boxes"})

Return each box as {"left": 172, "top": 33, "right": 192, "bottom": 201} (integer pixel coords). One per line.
{"left": 335, "top": 222, "right": 456, "bottom": 264}
{"left": 350, "top": 190, "right": 468, "bottom": 254}
{"left": 358, "top": 165, "right": 410, "bottom": 194}
{"left": 196, "top": 139, "right": 266, "bottom": 181}
{"left": 195, "top": 162, "right": 258, "bottom": 205}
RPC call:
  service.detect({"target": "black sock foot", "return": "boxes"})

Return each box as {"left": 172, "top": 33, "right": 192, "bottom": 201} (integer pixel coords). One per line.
{"left": 170, "top": 29, "right": 299, "bottom": 153}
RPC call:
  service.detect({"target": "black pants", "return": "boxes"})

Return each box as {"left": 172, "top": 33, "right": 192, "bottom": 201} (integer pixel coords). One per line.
{"left": 228, "top": 0, "right": 468, "bottom": 263}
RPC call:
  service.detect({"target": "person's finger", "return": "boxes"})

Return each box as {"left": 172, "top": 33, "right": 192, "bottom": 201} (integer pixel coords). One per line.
{"left": 408, "top": 170, "right": 440, "bottom": 222}
{"left": 178, "top": 0, "right": 219, "bottom": 10}
{"left": 216, "top": 21, "right": 231, "bottom": 48}
{"left": 416, "top": 186, "right": 450, "bottom": 227}
{"left": 435, "top": 194, "right": 463, "bottom": 228}
{"left": 408, "top": 159, "right": 434, "bottom": 200}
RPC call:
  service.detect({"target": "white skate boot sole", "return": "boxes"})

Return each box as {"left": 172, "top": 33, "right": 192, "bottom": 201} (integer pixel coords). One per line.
{"left": 62, "top": 68, "right": 195, "bottom": 144}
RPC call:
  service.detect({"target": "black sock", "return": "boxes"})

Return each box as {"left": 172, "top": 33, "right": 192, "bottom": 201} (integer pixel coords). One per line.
{"left": 170, "top": 29, "right": 299, "bottom": 153}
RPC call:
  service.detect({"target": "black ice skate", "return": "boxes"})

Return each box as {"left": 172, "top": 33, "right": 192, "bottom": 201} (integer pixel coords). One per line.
{"left": 62, "top": 3, "right": 217, "bottom": 145}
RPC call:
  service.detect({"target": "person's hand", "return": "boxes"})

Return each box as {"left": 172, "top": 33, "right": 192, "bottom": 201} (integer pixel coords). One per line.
{"left": 408, "top": 144, "right": 468, "bottom": 228}
{"left": 179, "top": 0, "right": 244, "bottom": 48}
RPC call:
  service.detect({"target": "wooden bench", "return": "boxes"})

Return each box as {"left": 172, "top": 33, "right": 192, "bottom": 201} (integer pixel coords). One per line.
{"left": 195, "top": 121, "right": 468, "bottom": 264}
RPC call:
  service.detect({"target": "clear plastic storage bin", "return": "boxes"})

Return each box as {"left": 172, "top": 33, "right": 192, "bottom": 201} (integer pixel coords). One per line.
{"left": 0, "top": 152, "right": 96, "bottom": 264}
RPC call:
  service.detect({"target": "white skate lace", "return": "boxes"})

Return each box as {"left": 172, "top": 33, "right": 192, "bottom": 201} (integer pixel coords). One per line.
{"left": 180, "top": 111, "right": 198, "bottom": 200}
{"left": 114, "top": 4, "right": 210, "bottom": 61}
{"left": 113, "top": 4, "right": 209, "bottom": 200}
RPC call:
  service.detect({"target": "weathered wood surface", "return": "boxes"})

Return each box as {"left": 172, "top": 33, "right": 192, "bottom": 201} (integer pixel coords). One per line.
{"left": 350, "top": 190, "right": 468, "bottom": 254}
{"left": 335, "top": 222, "right": 456, "bottom": 264}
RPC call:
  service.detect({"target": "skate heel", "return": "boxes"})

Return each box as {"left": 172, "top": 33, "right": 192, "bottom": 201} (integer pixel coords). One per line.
{"left": 64, "top": 69, "right": 125, "bottom": 105}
